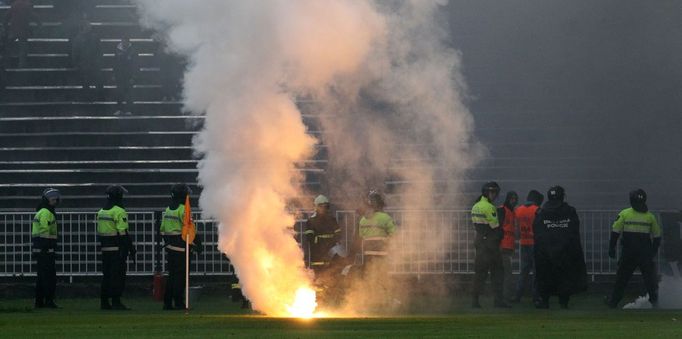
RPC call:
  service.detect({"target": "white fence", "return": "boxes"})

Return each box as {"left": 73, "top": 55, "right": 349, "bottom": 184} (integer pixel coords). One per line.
{"left": 0, "top": 209, "right": 662, "bottom": 277}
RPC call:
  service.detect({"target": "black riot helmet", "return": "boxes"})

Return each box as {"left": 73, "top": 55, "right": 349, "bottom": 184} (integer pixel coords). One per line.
{"left": 481, "top": 181, "right": 501, "bottom": 201}
{"left": 171, "top": 183, "right": 192, "bottom": 200}
{"left": 366, "top": 190, "right": 385, "bottom": 210}
{"left": 105, "top": 185, "right": 128, "bottom": 200}
{"left": 629, "top": 189, "right": 648, "bottom": 212}
{"left": 42, "top": 187, "right": 61, "bottom": 200}
{"left": 547, "top": 185, "right": 565, "bottom": 202}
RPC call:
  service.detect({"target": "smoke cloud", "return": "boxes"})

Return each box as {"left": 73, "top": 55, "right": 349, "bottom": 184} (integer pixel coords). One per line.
{"left": 135, "top": 0, "right": 480, "bottom": 316}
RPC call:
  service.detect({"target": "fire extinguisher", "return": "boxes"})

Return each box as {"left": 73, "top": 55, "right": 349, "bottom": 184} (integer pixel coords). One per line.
{"left": 153, "top": 211, "right": 166, "bottom": 301}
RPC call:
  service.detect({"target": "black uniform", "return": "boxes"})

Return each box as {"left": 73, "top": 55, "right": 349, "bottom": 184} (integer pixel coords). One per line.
{"left": 533, "top": 187, "right": 587, "bottom": 308}
{"left": 305, "top": 212, "right": 341, "bottom": 268}
{"left": 304, "top": 212, "right": 341, "bottom": 303}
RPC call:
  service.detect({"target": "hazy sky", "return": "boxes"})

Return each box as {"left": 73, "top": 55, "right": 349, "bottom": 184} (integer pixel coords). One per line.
{"left": 446, "top": 0, "right": 681, "bottom": 209}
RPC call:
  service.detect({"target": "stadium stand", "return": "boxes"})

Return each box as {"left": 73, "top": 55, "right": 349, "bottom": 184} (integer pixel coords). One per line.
{"left": 0, "top": 0, "right": 325, "bottom": 209}
{"left": 0, "top": 1, "right": 674, "bottom": 211}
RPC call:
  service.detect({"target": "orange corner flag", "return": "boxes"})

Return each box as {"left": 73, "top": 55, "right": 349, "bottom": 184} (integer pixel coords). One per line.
{"left": 182, "top": 194, "right": 196, "bottom": 244}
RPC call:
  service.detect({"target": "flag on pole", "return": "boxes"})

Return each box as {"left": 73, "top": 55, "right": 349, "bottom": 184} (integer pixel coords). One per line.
{"left": 182, "top": 193, "right": 195, "bottom": 311}
{"left": 182, "top": 194, "right": 196, "bottom": 244}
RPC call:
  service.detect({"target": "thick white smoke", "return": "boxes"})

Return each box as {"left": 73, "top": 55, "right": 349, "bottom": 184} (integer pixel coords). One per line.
{"left": 135, "top": 0, "right": 481, "bottom": 315}
{"left": 135, "top": 0, "right": 385, "bottom": 316}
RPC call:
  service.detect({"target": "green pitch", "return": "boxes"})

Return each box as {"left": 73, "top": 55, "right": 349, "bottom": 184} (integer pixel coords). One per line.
{"left": 1, "top": 295, "right": 680, "bottom": 338}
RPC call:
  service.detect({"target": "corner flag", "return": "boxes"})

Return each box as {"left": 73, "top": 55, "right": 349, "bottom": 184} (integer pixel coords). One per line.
{"left": 182, "top": 194, "right": 195, "bottom": 311}
{"left": 182, "top": 194, "right": 196, "bottom": 244}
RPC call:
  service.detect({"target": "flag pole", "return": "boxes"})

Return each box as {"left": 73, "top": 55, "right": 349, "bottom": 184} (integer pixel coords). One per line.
{"left": 185, "top": 229, "right": 189, "bottom": 311}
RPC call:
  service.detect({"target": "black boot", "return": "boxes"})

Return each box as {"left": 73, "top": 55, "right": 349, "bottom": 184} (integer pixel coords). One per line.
{"left": 494, "top": 300, "right": 512, "bottom": 308}
{"left": 535, "top": 297, "right": 549, "bottom": 309}
{"left": 101, "top": 297, "right": 112, "bottom": 310}
{"left": 111, "top": 297, "right": 130, "bottom": 310}
{"left": 44, "top": 300, "right": 60, "bottom": 309}
{"left": 471, "top": 296, "right": 482, "bottom": 309}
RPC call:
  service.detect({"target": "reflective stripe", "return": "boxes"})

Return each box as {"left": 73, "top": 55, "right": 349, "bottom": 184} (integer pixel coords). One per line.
{"left": 231, "top": 283, "right": 241, "bottom": 289}
{"left": 364, "top": 250, "right": 388, "bottom": 256}
{"left": 163, "top": 215, "right": 181, "bottom": 221}
{"left": 161, "top": 231, "right": 181, "bottom": 236}
{"left": 624, "top": 221, "right": 653, "bottom": 226}
{"left": 471, "top": 213, "right": 487, "bottom": 218}
{"left": 166, "top": 245, "right": 186, "bottom": 252}
{"left": 98, "top": 233, "right": 118, "bottom": 237}
{"left": 32, "top": 248, "right": 55, "bottom": 253}
{"left": 302, "top": 230, "right": 315, "bottom": 235}
{"left": 314, "top": 233, "right": 336, "bottom": 244}
{"left": 363, "top": 237, "right": 387, "bottom": 242}
{"left": 98, "top": 216, "right": 114, "bottom": 221}
{"left": 622, "top": 225, "right": 653, "bottom": 234}
{"left": 310, "top": 261, "right": 328, "bottom": 266}
{"left": 35, "top": 234, "right": 57, "bottom": 239}
{"left": 101, "top": 246, "right": 119, "bottom": 251}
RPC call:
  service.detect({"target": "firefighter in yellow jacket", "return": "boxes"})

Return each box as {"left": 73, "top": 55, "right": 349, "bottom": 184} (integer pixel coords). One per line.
{"left": 359, "top": 190, "right": 396, "bottom": 265}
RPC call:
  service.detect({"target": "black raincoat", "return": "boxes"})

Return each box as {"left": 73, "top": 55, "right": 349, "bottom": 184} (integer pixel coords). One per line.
{"left": 533, "top": 201, "right": 588, "bottom": 298}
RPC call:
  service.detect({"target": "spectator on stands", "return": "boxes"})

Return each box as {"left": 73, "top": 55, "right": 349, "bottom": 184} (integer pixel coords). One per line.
{"left": 113, "top": 37, "right": 135, "bottom": 115}
{"left": 4, "top": 0, "right": 34, "bottom": 68}
{"left": 72, "top": 17, "right": 102, "bottom": 100}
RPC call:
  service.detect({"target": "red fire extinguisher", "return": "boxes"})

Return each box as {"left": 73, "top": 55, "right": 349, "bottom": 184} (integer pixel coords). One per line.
{"left": 153, "top": 271, "right": 166, "bottom": 301}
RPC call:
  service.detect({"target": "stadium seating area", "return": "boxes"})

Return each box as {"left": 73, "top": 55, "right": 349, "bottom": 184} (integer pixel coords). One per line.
{"left": 1, "top": 1, "right": 673, "bottom": 211}
{"left": 0, "top": 1, "right": 325, "bottom": 209}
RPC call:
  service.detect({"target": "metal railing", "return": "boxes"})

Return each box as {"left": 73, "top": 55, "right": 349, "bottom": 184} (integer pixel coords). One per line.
{"left": 0, "top": 209, "right": 662, "bottom": 277}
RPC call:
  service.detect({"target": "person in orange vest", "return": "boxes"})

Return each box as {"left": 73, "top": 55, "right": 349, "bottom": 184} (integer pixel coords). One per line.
{"left": 512, "top": 190, "right": 544, "bottom": 303}
{"left": 498, "top": 191, "right": 518, "bottom": 303}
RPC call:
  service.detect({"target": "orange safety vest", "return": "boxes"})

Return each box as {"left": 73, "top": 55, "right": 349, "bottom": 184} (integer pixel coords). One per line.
{"left": 499, "top": 205, "right": 516, "bottom": 250}
{"left": 515, "top": 204, "right": 538, "bottom": 246}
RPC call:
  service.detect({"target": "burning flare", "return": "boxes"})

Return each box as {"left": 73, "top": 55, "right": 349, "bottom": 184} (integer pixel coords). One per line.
{"left": 286, "top": 287, "right": 318, "bottom": 318}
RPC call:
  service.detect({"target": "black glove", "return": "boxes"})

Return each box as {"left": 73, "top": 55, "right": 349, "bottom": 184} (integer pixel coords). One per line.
{"left": 191, "top": 238, "right": 204, "bottom": 254}
{"left": 652, "top": 237, "right": 661, "bottom": 260}
{"left": 608, "top": 232, "right": 619, "bottom": 259}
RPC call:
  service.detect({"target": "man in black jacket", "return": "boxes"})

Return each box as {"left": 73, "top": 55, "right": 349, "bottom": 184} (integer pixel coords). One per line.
{"left": 533, "top": 186, "right": 587, "bottom": 309}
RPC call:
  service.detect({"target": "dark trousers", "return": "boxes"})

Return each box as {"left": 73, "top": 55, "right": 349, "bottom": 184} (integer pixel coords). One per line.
{"left": 34, "top": 251, "right": 56, "bottom": 304}
{"left": 164, "top": 250, "right": 187, "bottom": 308}
{"left": 101, "top": 251, "right": 127, "bottom": 301}
{"left": 501, "top": 249, "right": 514, "bottom": 301}
{"left": 609, "top": 254, "right": 658, "bottom": 306}
{"left": 516, "top": 245, "right": 538, "bottom": 301}
{"left": 473, "top": 240, "right": 504, "bottom": 303}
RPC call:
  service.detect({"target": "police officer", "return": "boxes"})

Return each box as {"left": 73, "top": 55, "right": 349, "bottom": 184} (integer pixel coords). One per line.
{"left": 303, "top": 195, "right": 342, "bottom": 304}
{"left": 160, "top": 183, "right": 194, "bottom": 310}
{"left": 32, "top": 188, "right": 61, "bottom": 309}
{"left": 533, "top": 186, "right": 587, "bottom": 309}
{"left": 97, "top": 185, "right": 135, "bottom": 310}
{"left": 471, "top": 181, "right": 509, "bottom": 308}
{"left": 606, "top": 189, "right": 661, "bottom": 308}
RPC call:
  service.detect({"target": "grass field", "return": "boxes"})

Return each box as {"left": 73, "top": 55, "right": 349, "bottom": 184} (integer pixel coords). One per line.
{"left": 1, "top": 294, "right": 681, "bottom": 338}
